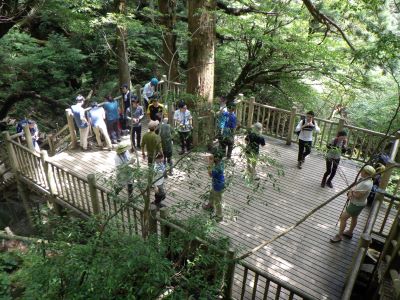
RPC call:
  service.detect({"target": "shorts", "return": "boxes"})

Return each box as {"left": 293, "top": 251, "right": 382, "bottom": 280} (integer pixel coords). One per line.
{"left": 346, "top": 202, "right": 365, "bottom": 217}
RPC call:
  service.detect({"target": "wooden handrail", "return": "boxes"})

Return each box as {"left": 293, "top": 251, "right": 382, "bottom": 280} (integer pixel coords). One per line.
{"left": 344, "top": 124, "right": 396, "bottom": 138}
{"left": 240, "top": 260, "right": 314, "bottom": 299}
{"left": 9, "top": 139, "right": 40, "bottom": 157}
{"left": 9, "top": 132, "right": 24, "bottom": 140}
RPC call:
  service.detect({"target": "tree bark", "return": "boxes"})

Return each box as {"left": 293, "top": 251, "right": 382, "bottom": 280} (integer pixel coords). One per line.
{"left": 158, "top": 0, "right": 179, "bottom": 82}
{"left": 186, "top": 0, "right": 216, "bottom": 104}
{"left": 116, "top": 0, "right": 131, "bottom": 87}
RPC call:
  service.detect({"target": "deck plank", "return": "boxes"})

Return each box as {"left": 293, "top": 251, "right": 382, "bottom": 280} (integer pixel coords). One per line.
{"left": 48, "top": 127, "right": 393, "bottom": 300}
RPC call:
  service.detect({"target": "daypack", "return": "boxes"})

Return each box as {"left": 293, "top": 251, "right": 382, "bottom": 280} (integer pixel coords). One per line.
{"left": 294, "top": 118, "right": 315, "bottom": 136}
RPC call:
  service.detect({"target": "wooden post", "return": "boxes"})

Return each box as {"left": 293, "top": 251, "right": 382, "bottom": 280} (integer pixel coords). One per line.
{"left": 161, "top": 74, "right": 168, "bottom": 104}
{"left": 236, "top": 94, "right": 244, "bottom": 126}
{"left": 23, "top": 125, "right": 35, "bottom": 151}
{"left": 65, "top": 109, "right": 77, "bottom": 149}
{"left": 2, "top": 132, "right": 19, "bottom": 172}
{"left": 390, "top": 130, "right": 400, "bottom": 161}
{"left": 247, "top": 97, "right": 255, "bottom": 129}
{"left": 87, "top": 174, "right": 100, "bottom": 215}
{"left": 337, "top": 117, "right": 345, "bottom": 134}
{"left": 40, "top": 150, "right": 62, "bottom": 216}
{"left": 223, "top": 250, "right": 236, "bottom": 299}
{"left": 160, "top": 207, "right": 170, "bottom": 238}
{"left": 149, "top": 207, "right": 158, "bottom": 235}
{"left": 135, "top": 84, "right": 142, "bottom": 104}
{"left": 286, "top": 106, "right": 297, "bottom": 145}
{"left": 192, "top": 114, "right": 199, "bottom": 147}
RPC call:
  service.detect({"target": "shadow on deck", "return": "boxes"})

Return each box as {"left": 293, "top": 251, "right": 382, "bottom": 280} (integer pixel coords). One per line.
{"left": 49, "top": 132, "right": 391, "bottom": 300}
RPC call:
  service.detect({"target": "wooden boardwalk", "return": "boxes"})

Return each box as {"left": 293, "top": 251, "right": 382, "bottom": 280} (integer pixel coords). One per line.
{"left": 48, "top": 131, "right": 392, "bottom": 300}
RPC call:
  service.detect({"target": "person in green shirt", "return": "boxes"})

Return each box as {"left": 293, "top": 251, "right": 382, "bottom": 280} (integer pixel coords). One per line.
{"left": 141, "top": 120, "right": 162, "bottom": 165}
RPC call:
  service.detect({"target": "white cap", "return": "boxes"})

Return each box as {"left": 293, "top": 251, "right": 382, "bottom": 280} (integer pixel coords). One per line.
{"left": 76, "top": 95, "right": 85, "bottom": 102}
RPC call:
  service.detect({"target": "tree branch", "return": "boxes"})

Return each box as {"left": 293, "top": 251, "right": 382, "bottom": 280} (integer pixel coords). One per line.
{"left": 216, "top": 0, "right": 277, "bottom": 16}
{"left": 302, "top": 0, "right": 355, "bottom": 51}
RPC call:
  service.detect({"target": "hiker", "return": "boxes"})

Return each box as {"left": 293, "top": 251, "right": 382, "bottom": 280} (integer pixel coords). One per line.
{"left": 152, "top": 153, "right": 167, "bottom": 208}
{"left": 219, "top": 103, "right": 237, "bottom": 159}
{"left": 216, "top": 96, "right": 228, "bottom": 140}
{"left": 174, "top": 101, "right": 192, "bottom": 155}
{"left": 88, "top": 101, "right": 112, "bottom": 150}
{"left": 147, "top": 98, "right": 165, "bottom": 122}
{"left": 121, "top": 83, "right": 132, "bottom": 135}
{"left": 202, "top": 152, "right": 225, "bottom": 222}
{"left": 330, "top": 165, "right": 375, "bottom": 243}
{"left": 103, "top": 95, "right": 121, "bottom": 144}
{"left": 141, "top": 120, "right": 162, "bottom": 165}
{"left": 71, "top": 95, "right": 89, "bottom": 151}
{"left": 142, "top": 77, "right": 159, "bottom": 111}
{"left": 159, "top": 118, "right": 173, "bottom": 175}
{"left": 245, "top": 122, "right": 266, "bottom": 178}
{"left": 295, "top": 111, "right": 320, "bottom": 169}
{"left": 114, "top": 144, "right": 135, "bottom": 198}
{"left": 367, "top": 163, "right": 386, "bottom": 206}
{"left": 28, "top": 120, "right": 40, "bottom": 152}
{"left": 321, "top": 131, "right": 348, "bottom": 188}
{"left": 126, "top": 98, "right": 144, "bottom": 151}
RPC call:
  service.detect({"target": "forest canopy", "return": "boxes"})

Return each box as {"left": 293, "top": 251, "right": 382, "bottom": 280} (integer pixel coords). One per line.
{"left": 0, "top": 0, "right": 399, "bottom": 133}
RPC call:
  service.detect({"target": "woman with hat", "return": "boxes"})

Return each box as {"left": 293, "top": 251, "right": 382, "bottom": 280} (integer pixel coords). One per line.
{"left": 245, "top": 122, "right": 266, "bottom": 178}
{"left": 331, "top": 165, "right": 375, "bottom": 243}
{"left": 114, "top": 144, "right": 135, "bottom": 197}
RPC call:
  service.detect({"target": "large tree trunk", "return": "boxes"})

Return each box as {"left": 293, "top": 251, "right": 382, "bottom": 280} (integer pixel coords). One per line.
{"left": 186, "top": 0, "right": 216, "bottom": 104}
{"left": 116, "top": 0, "right": 131, "bottom": 87}
{"left": 158, "top": 0, "right": 179, "bottom": 82}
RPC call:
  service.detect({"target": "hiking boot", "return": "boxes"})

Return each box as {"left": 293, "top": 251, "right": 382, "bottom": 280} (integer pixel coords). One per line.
{"left": 321, "top": 176, "right": 327, "bottom": 188}
{"left": 326, "top": 181, "right": 333, "bottom": 188}
{"left": 297, "top": 161, "right": 302, "bottom": 169}
{"left": 202, "top": 203, "right": 214, "bottom": 211}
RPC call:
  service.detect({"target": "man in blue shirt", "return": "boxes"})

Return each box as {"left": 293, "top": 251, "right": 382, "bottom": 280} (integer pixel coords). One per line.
{"left": 126, "top": 98, "right": 144, "bottom": 149}
{"left": 203, "top": 153, "right": 225, "bottom": 222}
{"left": 102, "top": 95, "right": 121, "bottom": 144}
{"left": 219, "top": 103, "right": 237, "bottom": 159}
{"left": 71, "top": 95, "right": 89, "bottom": 151}
{"left": 88, "top": 101, "right": 112, "bottom": 150}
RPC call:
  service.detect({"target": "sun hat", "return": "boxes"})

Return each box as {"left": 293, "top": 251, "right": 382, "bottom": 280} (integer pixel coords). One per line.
{"left": 148, "top": 120, "right": 159, "bottom": 129}
{"left": 252, "top": 122, "right": 262, "bottom": 132}
{"left": 116, "top": 144, "right": 129, "bottom": 154}
{"left": 362, "top": 165, "right": 376, "bottom": 176}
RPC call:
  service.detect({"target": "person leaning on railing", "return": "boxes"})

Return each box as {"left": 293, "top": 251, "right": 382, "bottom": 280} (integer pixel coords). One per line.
{"left": 103, "top": 95, "right": 121, "bottom": 145}
{"left": 88, "top": 101, "right": 112, "bottom": 151}
{"left": 70, "top": 95, "right": 89, "bottom": 151}
{"left": 330, "top": 165, "right": 375, "bottom": 243}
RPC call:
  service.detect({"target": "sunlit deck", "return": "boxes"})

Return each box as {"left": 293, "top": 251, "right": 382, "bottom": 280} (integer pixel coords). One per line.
{"left": 46, "top": 127, "right": 395, "bottom": 300}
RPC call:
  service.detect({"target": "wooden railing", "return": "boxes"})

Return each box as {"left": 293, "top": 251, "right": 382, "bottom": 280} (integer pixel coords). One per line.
{"left": 342, "top": 162, "right": 400, "bottom": 299}
{"left": 236, "top": 261, "right": 313, "bottom": 299}
{"left": 237, "top": 97, "right": 399, "bottom": 163}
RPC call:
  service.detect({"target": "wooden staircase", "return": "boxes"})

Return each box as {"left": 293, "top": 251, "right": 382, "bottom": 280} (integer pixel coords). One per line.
{"left": 377, "top": 215, "right": 400, "bottom": 299}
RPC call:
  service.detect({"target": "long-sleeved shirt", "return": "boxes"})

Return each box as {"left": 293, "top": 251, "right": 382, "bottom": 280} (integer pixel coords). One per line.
{"left": 142, "top": 82, "right": 154, "bottom": 102}
{"left": 126, "top": 106, "right": 144, "bottom": 127}
{"left": 88, "top": 107, "right": 106, "bottom": 127}
{"left": 295, "top": 119, "right": 320, "bottom": 142}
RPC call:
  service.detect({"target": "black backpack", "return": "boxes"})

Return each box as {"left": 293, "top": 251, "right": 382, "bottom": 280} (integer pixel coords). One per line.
{"left": 294, "top": 118, "right": 315, "bottom": 136}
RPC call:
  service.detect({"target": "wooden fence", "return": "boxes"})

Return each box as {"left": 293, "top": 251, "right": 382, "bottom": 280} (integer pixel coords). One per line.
{"left": 236, "top": 98, "right": 400, "bottom": 163}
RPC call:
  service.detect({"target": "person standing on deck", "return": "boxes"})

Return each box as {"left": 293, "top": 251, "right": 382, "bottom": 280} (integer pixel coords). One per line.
{"left": 174, "top": 101, "right": 193, "bottom": 155}
{"left": 126, "top": 98, "right": 144, "bottom": 151}
{"left": 245, "top": 122, "right": 266, "bottom": 178}
{"left": 121, "top": 83, "right": 132, "bottom": 135}
{"left": 71, "top": 95, "right": 89, "bottom": 151}
{"left": 152, "top": 153, "right": 167, "bottom": 208}
{"left": 159, "top": 118, "right": 173, "bottom": 175}
{"left": 330, "top": 165, "right": 375, "bottom": 243}
{"left": 88, "top": 101, "right": 112, "bottom": 150}
{"left": 142, "top": 77, "right": 159, "bottom": 112}
{"left": 103, "top": 95, "right": 121, "bottom": 145}
{"left": 295, "top": 111, "right": 320, "bottom": 169}
{"left": 219, "top": 103, "right": 237, "bottom": 159}
{"left": 321, "top": 131, "right": 347, "bottom": 188}
{"left": 114, "top": 144, "right": 135, "bottom": 198}
{"left": 141, "top": 120, "right": 162, "bottom": 165}
{"left": 147, "top": 98, "right": 165, "bottom": 122}
{"left": 202, "top": 153, "right": 225, "bottom": 222}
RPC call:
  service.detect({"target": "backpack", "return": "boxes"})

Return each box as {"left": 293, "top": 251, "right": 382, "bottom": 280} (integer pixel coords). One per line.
{"left": 294, "top": 118, "right": 315, "bottom": 136}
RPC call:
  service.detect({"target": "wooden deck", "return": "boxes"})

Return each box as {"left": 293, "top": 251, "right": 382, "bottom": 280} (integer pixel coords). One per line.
{"left": 48, "top": 131, "right": 392, "bottom": 300}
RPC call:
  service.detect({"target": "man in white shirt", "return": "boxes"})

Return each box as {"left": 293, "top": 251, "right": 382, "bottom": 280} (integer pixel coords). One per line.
{"left": 295, "top": 110, "right": 320, "bottom": 169}
{"left": 174, "top": 101, "right": 193, "bottom": 155}
{"left": 88, "top": 101, "right": 112, "bottom": 150}
{"left": 330, "top": 165, "right": 375, "bottom": 243}
{"left": 142, "top": 77, "right": 158, "bottom": 111}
